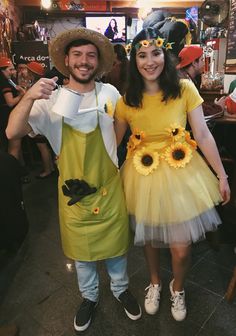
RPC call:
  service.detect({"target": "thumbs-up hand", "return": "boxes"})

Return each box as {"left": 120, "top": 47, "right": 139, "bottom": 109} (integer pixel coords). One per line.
{"left": 25, "top": 76, "right": 58, "bottom": 101}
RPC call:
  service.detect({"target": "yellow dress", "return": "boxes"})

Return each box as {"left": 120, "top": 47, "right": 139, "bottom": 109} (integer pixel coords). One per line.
{"left": 115, "top": 80, "right": 222, "bottom": 247}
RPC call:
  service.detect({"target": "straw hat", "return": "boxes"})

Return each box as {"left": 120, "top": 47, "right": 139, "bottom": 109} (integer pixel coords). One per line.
{"left": 0, "top": 57, "right": 12, "bottom": 68}
{"left": 27, "top": 61, "right": 45, "bottom": 76}
{"left": 177, "top": 45, "right": 203, "bottom": 69}
{"left": 49, "top": 27, "right": 115, "bottom": 78}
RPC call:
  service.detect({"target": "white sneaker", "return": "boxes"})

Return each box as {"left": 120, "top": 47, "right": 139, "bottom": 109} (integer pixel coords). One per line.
{"left": 144, "top": 283, "right": 162, "bottom": 315}
{"left": 169, "top": 279, "right": 187, "bottom": 321}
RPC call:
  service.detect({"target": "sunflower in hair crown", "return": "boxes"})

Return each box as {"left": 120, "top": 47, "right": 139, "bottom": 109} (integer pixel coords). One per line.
{"left": 134, "top": 37, "right": 175, "bottom": 51}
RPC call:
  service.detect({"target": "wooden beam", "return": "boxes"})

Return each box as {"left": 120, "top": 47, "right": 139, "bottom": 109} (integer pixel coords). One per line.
{"left": 111, "top": 1, "right": 203, "bottom": 8}
{"left": 17, "top": 0, "right": 40, "bottom": 5}
{"left": 17, "top": 0, "right": 204, "bottom": 8}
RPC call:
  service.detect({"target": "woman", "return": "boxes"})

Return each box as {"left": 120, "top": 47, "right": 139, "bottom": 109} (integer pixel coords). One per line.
{"left": 16, "top": 59, "right": 32, "bottom": 89}
{"left": 104, "top": 18, "right": 118, "bottom": 41}
{"left": 0, "top": 57, "right": 25, "bottom": 155}
{"left": 114, "top": 28, "right": 230, "bottom": 321}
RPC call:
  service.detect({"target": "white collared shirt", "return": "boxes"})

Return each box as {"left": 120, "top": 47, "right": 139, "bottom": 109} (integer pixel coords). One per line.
{"left": 28, "top": 82, "right": 120, "bottom": 166}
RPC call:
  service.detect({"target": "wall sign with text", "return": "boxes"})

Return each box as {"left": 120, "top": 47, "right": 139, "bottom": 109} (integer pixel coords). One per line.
{"left": 11, "top": 41, "right": 50, "bottom": 71}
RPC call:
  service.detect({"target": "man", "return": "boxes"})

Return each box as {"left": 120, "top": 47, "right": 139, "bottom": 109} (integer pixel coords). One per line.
{"left": 6, "top": 27, "right": 141, "bottom": 332}
{"left": 177, "top": 45, "right": 225, "bottom": 115}
{"left": 177, "top": 45, "right": 205, "bottom": 88}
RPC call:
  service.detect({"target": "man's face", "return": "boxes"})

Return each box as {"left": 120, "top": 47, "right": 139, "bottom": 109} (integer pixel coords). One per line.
{"left": 195, "top": 55, "right": 205, "bottom": 75}
{"left": 65, "top": 44, "right": 99, "bottom": 84}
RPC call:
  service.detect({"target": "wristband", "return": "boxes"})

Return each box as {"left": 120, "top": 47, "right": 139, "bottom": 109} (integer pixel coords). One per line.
{"left": 217, "top": 174, "right": 228, "bottom": 179}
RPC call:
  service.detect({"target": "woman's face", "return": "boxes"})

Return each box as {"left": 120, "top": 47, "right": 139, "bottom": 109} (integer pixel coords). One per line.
{"left": 1, "top": 63, "right": 15, "bottom": 79}
{"left": 110, "top": 19, "right": 116, "bottom": 28}
{"left": 17, "top": 64, "right": 29, "bottom": 78}
{"left": 135, "top": 45, "right": 165, "bottom": 84}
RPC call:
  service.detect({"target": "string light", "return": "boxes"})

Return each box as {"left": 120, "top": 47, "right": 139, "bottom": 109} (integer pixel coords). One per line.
{"left": 41, "top": 0, "right": 52, "bottom": 10}
{"left": 136, "top": 0, "right": 152, "bottom": 20}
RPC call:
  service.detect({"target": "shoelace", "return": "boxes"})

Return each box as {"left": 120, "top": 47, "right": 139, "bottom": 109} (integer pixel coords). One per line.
{"left": 171, "top": 292, "right": 185, "bottom": 311}
{"left": 145, "top": 284, "right": 161, "bottom": 303}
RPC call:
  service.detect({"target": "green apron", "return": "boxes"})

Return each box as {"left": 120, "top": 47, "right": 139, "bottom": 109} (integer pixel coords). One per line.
{"left": 57, "top": 119, "right": 130, "bottom": 261}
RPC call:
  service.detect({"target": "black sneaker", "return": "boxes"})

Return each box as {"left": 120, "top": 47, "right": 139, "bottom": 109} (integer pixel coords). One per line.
{"left": 74, "top": 298, "right": 98, "bottom": 332}
{"left": 117, "top": 289, "right": 142, "bottom": 320}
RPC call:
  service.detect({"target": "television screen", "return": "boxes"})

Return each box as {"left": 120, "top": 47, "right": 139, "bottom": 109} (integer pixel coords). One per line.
{"left": 185, "top": 7, "right": 198, "bottom": 25}
{"left": 85, "top": 15, "right": 126, "bottom": 43}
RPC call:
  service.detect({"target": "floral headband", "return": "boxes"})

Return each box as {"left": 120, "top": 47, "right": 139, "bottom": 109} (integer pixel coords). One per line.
{"left": 125, "top": 37, "right": 175, "bottom": 56}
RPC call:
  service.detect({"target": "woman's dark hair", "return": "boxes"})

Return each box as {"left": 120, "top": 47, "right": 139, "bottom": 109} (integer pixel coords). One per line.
{"left": 109, "top": 18, "right": 118, "bottom": 33}
{"left": 124, "top": 27, "right": 181, "bottom": 108}
{"left": 114, "top": 44, "right": 129, "bottom": 88}
{"left": 114, "top": 44, "right": 127, "bottom": 63}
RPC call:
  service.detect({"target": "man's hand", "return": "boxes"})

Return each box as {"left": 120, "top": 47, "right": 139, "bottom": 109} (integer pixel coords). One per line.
{"left": 25, "top": 76, "right": 58, "bottom": 101}
{"left": 214, "top": 96, "right": 226, "bottom": 110}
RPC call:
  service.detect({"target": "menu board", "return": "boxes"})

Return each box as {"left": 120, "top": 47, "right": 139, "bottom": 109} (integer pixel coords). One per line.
{"left": 225, "top": 0, "right": 236, "bottom": 73}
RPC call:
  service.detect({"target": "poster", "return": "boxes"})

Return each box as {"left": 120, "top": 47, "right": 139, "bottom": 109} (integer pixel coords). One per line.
{"left": 11, "top": 41, "right": 50, "bottom": 71}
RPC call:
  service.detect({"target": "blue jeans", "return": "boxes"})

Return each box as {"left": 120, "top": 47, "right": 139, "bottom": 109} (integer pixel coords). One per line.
{"left": 75, "top": 254, "right": 129, "bottom": 302}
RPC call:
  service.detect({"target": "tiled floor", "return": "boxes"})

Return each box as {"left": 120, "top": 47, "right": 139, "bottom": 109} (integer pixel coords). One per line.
{"left": 0, "top": 169, "right": 236, "bottom": 336}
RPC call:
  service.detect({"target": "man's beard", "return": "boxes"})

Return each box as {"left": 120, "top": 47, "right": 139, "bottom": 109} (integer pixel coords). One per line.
{"left": 68, "top": 64, "right": 98, "bottom": 84}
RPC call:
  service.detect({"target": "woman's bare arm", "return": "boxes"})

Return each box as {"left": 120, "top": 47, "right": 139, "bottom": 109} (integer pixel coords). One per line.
{"left": 188, "top": 104, "right": 230, "bottom": 204}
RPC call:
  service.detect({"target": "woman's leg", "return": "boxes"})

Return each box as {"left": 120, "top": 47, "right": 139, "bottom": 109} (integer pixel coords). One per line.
{"left": 169, "top": 244, "right": 191, "bottom": 291}
{"left": 36, "top": 142, "right": 54, "bottom": 177}
{"left": 169, "top": 244, "right": 191, "bottom": 321}
{"left": 144, "top": 244, "right": 161, "bottom": 284}
{"left": 143, "top": 244, "right": 162, "bottom": 315}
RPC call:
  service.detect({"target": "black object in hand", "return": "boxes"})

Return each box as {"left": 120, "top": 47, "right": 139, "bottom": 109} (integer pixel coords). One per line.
{"left": 62, "top": 179, "right": 97, "bottom": 206}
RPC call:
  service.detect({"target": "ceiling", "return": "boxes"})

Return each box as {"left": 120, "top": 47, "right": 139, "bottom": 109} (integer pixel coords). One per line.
{"left": 17, "top": 0, "right": 204, "bottom": 8}
{"left": 18, "top": 0, "right": 205, "bottom": 22}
